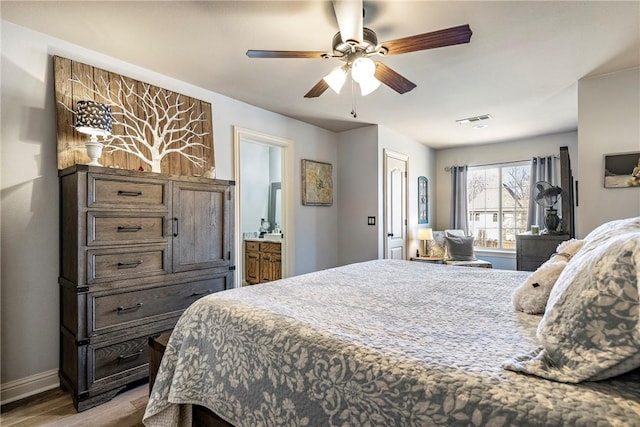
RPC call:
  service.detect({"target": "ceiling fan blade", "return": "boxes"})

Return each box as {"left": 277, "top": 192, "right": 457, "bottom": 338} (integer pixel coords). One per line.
{"left": 304, "top": 79, "right": 330, "bottom": 98}
{"left": 381, "top": 24, "right": 472, "bottom": 55}
{"left": 374, "top": 62, "right": 417, "bottom": 94}
{"left": 332, "top": 0, "right": 363, "bottom": 43}
{"left": 246, "top": 50, "right": 326, "bottom": 59}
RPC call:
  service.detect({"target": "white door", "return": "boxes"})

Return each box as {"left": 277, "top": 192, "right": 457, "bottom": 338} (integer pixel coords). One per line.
{"left": 384, "top": 150, "right": 408, "bottom": 259}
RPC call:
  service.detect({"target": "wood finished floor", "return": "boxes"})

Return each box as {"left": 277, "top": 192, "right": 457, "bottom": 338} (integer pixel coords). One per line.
{"left": 1, "top": 383, "right": 148, "bottom": 427}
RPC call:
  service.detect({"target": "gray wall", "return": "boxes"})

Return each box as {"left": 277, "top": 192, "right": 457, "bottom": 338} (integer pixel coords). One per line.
{"left": 0, "top": 21, "right": 338, "bottom": 399}
{"left": 577, "top": 68, "right": 640, "bottom": 236}
{"left": 337, "top": 126, "right": 379, "bottom": 265}
{"left": 336, "top": 125, "right": 436, "bottom": 265}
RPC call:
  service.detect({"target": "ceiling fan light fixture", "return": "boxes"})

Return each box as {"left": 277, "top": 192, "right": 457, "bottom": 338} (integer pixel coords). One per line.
{"left": 359, "top": 76, "right": 381, "bottom": 96}
{"left": 351, "top": 57, "right": 376, "bottom": 84}
{"left": 323, "top": 66, "right": 347, "bottom": 94}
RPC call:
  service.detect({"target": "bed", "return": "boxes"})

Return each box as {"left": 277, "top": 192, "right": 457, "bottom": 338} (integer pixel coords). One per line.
{"left": 143, "top": 229, "right": 640, "bottom": 427}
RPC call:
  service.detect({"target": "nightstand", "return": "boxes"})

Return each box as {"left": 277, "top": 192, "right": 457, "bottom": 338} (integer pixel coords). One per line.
{"left": 410, "top": 256, "right": 444, "bottom": 264}
{"left": 516, "top": 233, "right": 570, "bottom": 271}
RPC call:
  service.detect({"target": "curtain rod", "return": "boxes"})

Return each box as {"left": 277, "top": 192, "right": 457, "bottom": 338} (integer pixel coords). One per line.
{"left": 443, "top": 155, "right": 559, "bottom": 172}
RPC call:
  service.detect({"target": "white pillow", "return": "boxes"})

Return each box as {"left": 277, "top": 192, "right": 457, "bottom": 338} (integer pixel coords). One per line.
{"left": 504, "top": 230, "right": 640, "bottom": 382}
{"left": 583, "top": 216, "right": 640, "bottom": 242}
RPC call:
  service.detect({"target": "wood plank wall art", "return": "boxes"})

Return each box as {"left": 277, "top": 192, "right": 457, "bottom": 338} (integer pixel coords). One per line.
{"left": 53, "top": 56, "right": 215, "bottom": 176}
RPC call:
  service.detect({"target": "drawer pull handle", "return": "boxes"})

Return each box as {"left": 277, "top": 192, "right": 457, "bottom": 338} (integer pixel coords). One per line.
{"left": 190, "top": 290, "right": 212, "bottom": 297}
{"left": 117, "top": 190, "right": 142, "bottom": 197}
{"left": 116, "top": 302, "right": 143, "bottom": 313}
{"left": 118, "top": 349, "right": 143, "bottom": 362}
{"left": 117, "top": 260, "right": 142, "bottom": 269}
{"left": 117, "top": 226, "right": 143, "bottom": 232}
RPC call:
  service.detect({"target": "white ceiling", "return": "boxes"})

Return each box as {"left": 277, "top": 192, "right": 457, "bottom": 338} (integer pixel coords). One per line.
{"left": 2, "top": 1, "right": 639, "bottom": 149}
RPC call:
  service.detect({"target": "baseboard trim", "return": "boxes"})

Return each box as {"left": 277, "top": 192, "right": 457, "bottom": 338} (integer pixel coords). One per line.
{"left": 1, "top": 369, "right": 60, "bottom": 406}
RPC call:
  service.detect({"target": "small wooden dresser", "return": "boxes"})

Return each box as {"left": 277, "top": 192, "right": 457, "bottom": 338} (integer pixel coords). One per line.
{"left": 516, "top": 233, "right": 570, "bottom": 271}
{"left": 58, "top": 165, "right": 235, "bottom": 411}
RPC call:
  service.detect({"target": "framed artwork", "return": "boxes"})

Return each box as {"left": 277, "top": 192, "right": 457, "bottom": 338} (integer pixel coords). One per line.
{"left": 302, "top": 159, "right": 333, "bottom": 206}
{"left": 603, "top": 151, "right": 640, "bottom": 188}
{"left": 418, "top": 176, "right": 428, "bottom": 224}
{"left": 53, "top": 56, "right": 214, "bottom": 176}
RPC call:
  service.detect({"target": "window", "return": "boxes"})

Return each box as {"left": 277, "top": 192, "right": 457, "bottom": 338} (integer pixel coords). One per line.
{"left": 467, "top": 162, "right": 530, "bottom": 250}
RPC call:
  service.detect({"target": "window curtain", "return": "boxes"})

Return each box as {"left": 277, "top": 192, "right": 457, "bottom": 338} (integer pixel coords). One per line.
{"left": 450, "top": 165, "right": 469, "bottom": 235}
{"left": 528, "top": 156, "right": 558, "bottom": 229}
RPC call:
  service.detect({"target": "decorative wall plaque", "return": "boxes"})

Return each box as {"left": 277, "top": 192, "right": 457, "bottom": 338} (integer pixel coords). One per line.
{"left": 53, "top": 56, "right": 214, "bottom": 176}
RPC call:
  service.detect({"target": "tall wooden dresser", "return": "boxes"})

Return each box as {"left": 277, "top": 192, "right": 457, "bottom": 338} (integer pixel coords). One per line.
{"left": 58, "top": 165, "right": 235, "bottom": 411}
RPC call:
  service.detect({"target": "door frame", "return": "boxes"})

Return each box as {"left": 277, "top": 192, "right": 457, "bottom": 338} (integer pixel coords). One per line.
{"left": 233, "top": 126, "right": 294, "bottom": 288}
{"left": 383, "top": 149, "right": 408, "bottom": 259}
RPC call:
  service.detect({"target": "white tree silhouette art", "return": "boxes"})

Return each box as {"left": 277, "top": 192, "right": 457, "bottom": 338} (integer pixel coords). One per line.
{"left": 67, "top": 74, "right": 209, "bottom": 173}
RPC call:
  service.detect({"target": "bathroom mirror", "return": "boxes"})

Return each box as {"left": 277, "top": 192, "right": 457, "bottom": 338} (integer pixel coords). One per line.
{"left": 268, "top": 182, "right": 281, "bottom": 232}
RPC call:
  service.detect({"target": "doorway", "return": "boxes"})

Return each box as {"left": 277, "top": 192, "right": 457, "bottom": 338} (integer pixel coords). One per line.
{"left": 233, "top": 127, "right": 293, "bottom": 288}
{"left": 383, "top": 149, "right": 408, "bottom": 259}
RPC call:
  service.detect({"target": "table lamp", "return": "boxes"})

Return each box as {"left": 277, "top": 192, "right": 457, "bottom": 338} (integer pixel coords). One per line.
{"left": 417, "top": 227, "right": 433, "bottom": 257}
{"left": 75, "top": 100, "right": 112, "bottom": 166}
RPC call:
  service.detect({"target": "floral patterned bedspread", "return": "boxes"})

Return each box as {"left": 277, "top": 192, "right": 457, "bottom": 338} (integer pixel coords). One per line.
{"left": 143, "top": 260, "right": 640, "bottom": 427}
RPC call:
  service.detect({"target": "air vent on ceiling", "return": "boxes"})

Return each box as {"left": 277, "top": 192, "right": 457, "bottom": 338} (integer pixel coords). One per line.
{"left": 456, "top": 114, "right": 493, "bottom": 125}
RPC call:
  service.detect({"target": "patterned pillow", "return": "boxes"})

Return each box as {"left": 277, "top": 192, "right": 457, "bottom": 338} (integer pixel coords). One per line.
{"left": 430, "top": 231, "right": 447, "bottom": 258}
{"left": 504, "top": 231, "right": 640, "bottom": 382}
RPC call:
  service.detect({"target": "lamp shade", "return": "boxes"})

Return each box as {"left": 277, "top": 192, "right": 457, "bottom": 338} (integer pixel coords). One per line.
{"left": 75, "top": 101, "right": 112, "bottom": 137}
{"left": 351, "top": 57, "right": 376, "bottom": 84}
{"left": 323, "top": 66, "right": 347, "bottom": 94}
{"left": 359, "top": 77, "right": 381, "bottom": 96}
{"left": 417, "top": 228, "right": 433, "bottom": 241}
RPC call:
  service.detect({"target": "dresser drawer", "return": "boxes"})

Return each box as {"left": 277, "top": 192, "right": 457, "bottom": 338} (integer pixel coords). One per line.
{"left": 87, "top": 245, "right": 169, "bottom": 284}
{"left": 88, "top": 174, "right": 168, "bottom": 210}
{"left": 87, "top": 213, "right": 167, "bottom": 246}
{"left": 259, "top": 242, "right": 281, "bottom": 253}
{"left": 245, "top": 241, "right": 259, "bottom": 252}
{"left": 92, "top": 335, "right": 149, "bottom": 383}
{"left": 91, "top": 277, "right": 227, "bottom": 332}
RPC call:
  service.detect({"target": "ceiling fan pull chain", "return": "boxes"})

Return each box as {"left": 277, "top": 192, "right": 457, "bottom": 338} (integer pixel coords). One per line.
{"left": 350, "top": 79, "right": 357, "bottom": 118}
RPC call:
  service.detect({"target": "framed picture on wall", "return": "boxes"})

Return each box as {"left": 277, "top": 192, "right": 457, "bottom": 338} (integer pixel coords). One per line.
{"left": 604, "top": 151, "right": 640, "bottom": 188}
{"left": 302, "top": 159, "right": 333, "bottom": 206}
{"left": 418, "top": 176, "right": 428, "bottom": 224}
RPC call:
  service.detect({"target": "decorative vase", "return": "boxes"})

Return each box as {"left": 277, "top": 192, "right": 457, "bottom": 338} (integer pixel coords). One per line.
{"left": 544, "top": 208, "right": 561, "bottom": 233}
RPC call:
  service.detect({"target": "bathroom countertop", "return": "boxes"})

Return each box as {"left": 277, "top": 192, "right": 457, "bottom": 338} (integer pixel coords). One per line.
{"left": 244, "top": 236, "right": 283, "bottom": 243}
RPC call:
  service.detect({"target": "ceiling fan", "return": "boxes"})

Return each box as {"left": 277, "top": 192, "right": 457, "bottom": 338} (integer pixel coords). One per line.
{"left": 246, "top": 0, "right": 472, "bottom": 100}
